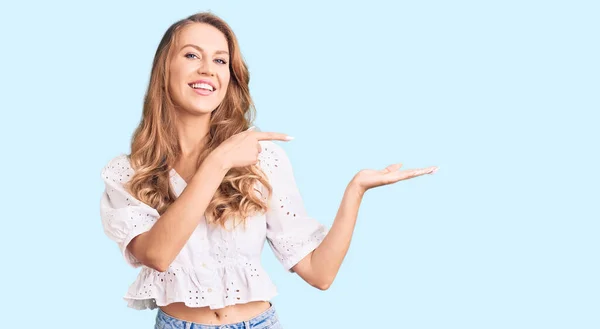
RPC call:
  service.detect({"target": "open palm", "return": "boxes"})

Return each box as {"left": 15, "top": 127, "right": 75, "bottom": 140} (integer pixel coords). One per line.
{"left": 353, "top": 163, "right": 439, "bottom": 191}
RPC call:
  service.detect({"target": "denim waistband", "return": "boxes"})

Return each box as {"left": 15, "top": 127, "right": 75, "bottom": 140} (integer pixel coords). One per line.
{"left": 155, "top": 303, "right": 278, "bottom": 329}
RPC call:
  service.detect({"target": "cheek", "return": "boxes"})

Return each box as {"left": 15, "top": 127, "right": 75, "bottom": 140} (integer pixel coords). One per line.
{"left": 167, "top": 79, "right": 177, "bottom": 96}
{"left": 168, "top": 71, "right": 182, "bottom": 97}
{"left": 168, "top": 81, "right": 185, "bottom": 106}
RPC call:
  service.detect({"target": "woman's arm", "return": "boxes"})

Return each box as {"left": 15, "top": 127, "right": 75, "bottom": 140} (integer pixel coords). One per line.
{"left": 292, "top": 164, "right": 438, "bottom": 289}
{"left": 291, "top": 181, "right": 363, "bottom": 290}
{"left": 129, "top": 154, "right": 228, "bottom": 272}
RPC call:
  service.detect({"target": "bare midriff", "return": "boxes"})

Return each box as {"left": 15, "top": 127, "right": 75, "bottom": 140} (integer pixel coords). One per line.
{"left": 159, "top": 300, "right": 271, "bottom": 325}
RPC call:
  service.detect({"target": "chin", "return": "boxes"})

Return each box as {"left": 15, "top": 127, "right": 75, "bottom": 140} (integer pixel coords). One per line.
{"left": 191, "top": 107, "right": 217, "bottom": 115}
{"left": 185, "top": 102, "right": 220, "bottom": 114}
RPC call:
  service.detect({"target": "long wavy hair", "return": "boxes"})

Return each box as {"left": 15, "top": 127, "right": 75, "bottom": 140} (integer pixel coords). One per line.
{"left": 126, "top": 12, "right": 272, "bottom": 227}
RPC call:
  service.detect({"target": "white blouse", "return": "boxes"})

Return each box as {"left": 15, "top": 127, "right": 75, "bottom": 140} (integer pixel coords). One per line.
{"left": 100, "top": 141, "right": 328, "bottom": 310}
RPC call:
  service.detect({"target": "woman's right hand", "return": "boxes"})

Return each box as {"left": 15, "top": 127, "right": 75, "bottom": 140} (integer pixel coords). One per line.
{"left": 209, "top": 128, "right": 293, "bottom": 171}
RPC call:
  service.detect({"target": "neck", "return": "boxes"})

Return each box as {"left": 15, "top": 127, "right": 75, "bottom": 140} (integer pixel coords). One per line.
{"left": 175, "top": 111, "right": 211, "bottom": 161}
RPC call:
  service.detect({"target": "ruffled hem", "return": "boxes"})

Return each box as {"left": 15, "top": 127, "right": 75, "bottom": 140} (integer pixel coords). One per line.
{"left": 123, "top": 265, "right": 278, "bottom": 310}
{"left": 124, "top": 293, "right": 278, "bottom": 311}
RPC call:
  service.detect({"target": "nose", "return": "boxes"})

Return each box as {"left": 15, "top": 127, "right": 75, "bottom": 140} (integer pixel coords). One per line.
{"left": 198, "top": 58, "right": 215, "bottom": 77}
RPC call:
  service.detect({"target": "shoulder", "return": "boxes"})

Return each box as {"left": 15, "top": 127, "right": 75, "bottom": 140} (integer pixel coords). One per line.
{"left": 257, "top": 141, "right": 297, "bottom": 181}
{"left": 101, "top": 153, "right": 133, "bottom": 184}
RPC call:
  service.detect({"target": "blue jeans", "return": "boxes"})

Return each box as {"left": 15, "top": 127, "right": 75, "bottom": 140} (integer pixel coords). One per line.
{"left": 155, "top": 303, "right": 283, "bottom": 329}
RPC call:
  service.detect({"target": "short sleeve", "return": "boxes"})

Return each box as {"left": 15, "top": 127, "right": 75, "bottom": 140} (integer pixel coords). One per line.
{"left": 100, "top": 154, "right": 160, "bottom": 268}
{"left": 258, "top": 141, "right": 328, "bottom": 272}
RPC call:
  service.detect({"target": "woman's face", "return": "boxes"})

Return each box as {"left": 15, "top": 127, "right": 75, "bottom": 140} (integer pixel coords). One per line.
{"left": 168, "top": 23, "right": 231, "bottom": 115}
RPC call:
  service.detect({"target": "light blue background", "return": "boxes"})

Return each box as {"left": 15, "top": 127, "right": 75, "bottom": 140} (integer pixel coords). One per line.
{"left": 0, "top": 1, "right": 598, "bottom": 328}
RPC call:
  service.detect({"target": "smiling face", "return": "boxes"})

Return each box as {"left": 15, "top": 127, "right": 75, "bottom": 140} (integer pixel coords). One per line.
{"left": 168, "top": 23, "right": 231, "bottom": 115}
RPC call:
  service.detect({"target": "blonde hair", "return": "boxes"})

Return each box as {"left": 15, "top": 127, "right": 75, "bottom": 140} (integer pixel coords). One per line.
{"left": 126, "top": 12, "right": 271, "bottom": 227}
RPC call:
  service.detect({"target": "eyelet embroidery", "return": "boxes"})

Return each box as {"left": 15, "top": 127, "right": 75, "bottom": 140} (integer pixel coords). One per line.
{"left": 276, "top": 195, "right": 298, "bottom": 218}
{"left": 258, "top": 146, "right": 278, "bottom": 175}
{"left": 102, "top": 143, "right": 326, "bottom": 310}
{"left": 269, "top": 226, "right": 328, "bottom": 263}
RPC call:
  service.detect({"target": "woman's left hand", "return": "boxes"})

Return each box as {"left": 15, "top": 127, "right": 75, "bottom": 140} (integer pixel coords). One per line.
{"left": 351, "top": 163, "right": 439, "bottom": 193}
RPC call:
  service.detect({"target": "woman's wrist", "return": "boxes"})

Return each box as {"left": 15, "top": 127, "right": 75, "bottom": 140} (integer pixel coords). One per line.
{"left": 347, "top": 178, "right": 366, "bottom": 199}
{"left": 192, "top": 151, "right": 230, "bottom": 183}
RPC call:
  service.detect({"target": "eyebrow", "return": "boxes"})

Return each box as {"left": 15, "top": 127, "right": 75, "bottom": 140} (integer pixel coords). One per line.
{"left": 180, "top": 44, "right": 229, "bottom": 56}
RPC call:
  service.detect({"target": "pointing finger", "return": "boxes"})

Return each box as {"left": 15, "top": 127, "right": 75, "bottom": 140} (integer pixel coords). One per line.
{"left": 253, "top": 131, "right": 294, "bottom": 141}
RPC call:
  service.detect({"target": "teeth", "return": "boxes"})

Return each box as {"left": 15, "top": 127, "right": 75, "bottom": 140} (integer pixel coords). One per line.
{"left": 190, "top": 83, "right": 214, "bottom": 91}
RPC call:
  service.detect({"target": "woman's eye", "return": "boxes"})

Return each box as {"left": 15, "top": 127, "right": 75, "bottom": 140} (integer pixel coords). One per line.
{"left": 185, "top": 53, "right": 199, "bottom": 59}
{"left": 215, "top": 58, "right": 228, "bottom": 65}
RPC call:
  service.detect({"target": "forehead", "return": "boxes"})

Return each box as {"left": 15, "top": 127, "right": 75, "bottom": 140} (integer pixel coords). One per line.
{"left": 175, "top": 23, "right": 229, "bottom": 53}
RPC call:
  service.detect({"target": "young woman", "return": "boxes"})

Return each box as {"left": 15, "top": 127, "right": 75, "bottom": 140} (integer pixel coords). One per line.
{"left": 100, "top": 12, "right": 438, "bottom": 329}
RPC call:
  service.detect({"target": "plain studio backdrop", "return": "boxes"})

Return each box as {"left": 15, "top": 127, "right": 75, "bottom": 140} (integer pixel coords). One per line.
{"left": 0, "top": 1, "right": 598, "bottom": 328}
